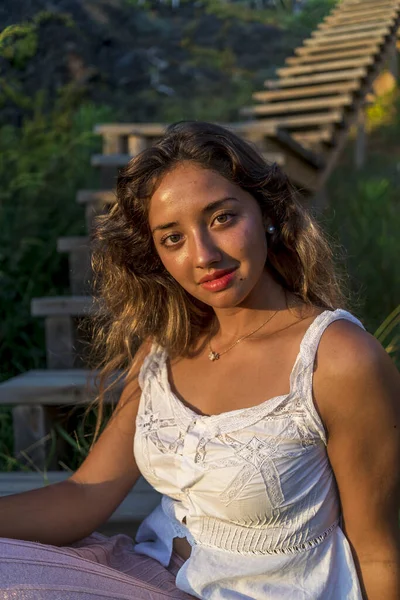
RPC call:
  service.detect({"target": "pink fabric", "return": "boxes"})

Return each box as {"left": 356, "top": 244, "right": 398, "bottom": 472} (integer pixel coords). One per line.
{"left": 0, "top": 532, "right": 195, "bottom": 599}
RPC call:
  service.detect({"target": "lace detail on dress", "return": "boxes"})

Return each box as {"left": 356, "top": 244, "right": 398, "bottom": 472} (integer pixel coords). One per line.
{"left": 136, "top": 407, "right": 184, "bottom": 476}
{"left": 211, "top": 434, "right": 284, "bottom": 508}
{"left": 136, "top": 310, "right": 364, "bottom": 485}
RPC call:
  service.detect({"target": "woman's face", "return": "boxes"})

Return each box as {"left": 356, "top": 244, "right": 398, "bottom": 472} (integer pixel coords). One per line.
{"left": 148, "top": 162, "right": 270, "bottom": 310}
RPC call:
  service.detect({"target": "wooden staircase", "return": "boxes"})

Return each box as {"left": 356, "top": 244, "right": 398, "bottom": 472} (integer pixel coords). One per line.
{"left": 0, "top": 0, "right": 399, "bottom": 528}
{"left": 240, "top": 0, "right": 400, "bottom": 195}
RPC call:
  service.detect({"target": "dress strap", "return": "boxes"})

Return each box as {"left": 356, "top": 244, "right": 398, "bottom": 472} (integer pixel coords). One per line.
{"left": 299, "top": 309, "right": 365, "bottom": 368}
{"left": 295, "top": 309, "right": 365, "bottom": 444}
{"left": 138, "top": 342, "right": 165, "bottom": 390}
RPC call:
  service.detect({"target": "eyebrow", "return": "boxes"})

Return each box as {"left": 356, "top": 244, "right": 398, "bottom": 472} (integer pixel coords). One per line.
{"left": 151, "top": 196, "right": 240, "bottom": 234}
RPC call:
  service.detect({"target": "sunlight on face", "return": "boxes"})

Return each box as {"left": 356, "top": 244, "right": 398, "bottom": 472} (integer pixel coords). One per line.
{"left": 148, "top": 162, "right": 269, "bottom": 310}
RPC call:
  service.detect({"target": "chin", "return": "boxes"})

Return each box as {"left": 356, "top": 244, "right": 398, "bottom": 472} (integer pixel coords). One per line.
{"left": 201, "top": 288, "right": 250, "bottom": 310}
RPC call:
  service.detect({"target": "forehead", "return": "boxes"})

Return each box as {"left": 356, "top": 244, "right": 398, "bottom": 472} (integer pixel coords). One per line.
{"left": 148, "top": 163, "right": 240, "bottom": 223}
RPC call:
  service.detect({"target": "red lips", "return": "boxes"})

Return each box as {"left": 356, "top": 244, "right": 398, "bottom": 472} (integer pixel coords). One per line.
{"left": 198, "top": 267, "right": 237, "bottom": 284}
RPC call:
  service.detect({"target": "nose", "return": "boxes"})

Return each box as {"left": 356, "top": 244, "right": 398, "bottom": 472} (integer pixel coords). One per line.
{"left": 191, "top": 229, "right": 222, "bottom": 269}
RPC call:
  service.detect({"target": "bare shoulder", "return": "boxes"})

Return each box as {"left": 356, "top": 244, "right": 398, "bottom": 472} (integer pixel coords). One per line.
{"left": 313, "top": 318, "right": 400, "bottom": 564}
{"left": 317, "top": 317, "right": 389, "bottom": 376}
{"left": 313, "top": 317, "right": 400, "bottom": 432}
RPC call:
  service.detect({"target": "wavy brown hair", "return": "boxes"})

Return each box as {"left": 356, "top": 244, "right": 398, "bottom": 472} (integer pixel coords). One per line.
{"left": 87, "top": 121, "right": 347, "bottom": 442}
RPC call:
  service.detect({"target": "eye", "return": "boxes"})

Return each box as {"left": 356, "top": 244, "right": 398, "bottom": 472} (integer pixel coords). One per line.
{"left": 160, "top": 233, "right": 182, "bottom": 247}
{"left": 213, "top": 212, "right": 235, "bottom": 225}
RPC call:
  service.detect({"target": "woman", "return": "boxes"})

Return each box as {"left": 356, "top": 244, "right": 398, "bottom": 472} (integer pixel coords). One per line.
{"left": 0, "top": 121, "right": 399, "bottom": 599}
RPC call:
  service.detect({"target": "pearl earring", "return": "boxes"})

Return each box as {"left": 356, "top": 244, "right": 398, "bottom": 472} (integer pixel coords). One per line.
{"left": 267, "top": 224, "right": 276, "bottom": 234}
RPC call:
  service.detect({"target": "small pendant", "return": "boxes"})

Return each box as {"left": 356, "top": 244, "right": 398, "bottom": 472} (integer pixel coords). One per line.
{"left": 208, "top": 351, "right": 220, "bottom": 361}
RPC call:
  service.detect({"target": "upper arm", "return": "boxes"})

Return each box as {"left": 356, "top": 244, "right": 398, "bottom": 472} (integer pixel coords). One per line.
{"left": 313, "top": 320, "right": 400, "bottom": 560}
{"left": 69, "top": 342, "right": 150, "bottom": 515}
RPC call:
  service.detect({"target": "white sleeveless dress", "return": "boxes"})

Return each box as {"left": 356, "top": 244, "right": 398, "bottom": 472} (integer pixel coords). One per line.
{"left": 133, "top": 309, "right": 364, "bottom": 599}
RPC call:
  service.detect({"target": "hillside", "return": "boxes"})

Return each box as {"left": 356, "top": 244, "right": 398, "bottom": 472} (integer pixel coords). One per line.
{"left": 0, "top": 0, "right": 332, "bottom": 124}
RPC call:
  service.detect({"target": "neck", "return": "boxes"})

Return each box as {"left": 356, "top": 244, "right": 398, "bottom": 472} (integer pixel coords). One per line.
{"left": 211, "top": 270, "right": 289, "bottom": 344}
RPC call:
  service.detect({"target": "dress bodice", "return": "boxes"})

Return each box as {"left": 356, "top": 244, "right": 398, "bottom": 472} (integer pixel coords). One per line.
{"left": 133, "top": 309, "right": 364, "bottom": 599}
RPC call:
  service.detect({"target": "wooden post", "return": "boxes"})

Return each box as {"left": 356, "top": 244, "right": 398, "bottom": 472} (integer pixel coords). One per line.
{"left": 69, "top": 247, "right": 92, "bottom": 295}
{"left": 389, "top": 37, "right": 398, "bottom": 81}
{"left": 100, "top": 133, "right": 123, "bottom": 188}
{"left": 102, "top": 133, "right": 124, "bottom": 155}
{"left": 12, "top": 318, "right": 76, "bottom": 471}
{"left": 45, "top": 316, "right": 76, "bottom": 369}
{"left": 128, "top": 135, "right": 147, "bottom": 156}
{"left": 355, "top": 107, "right": 366, "bottom": 170}
{"left": 85, "top": 202, "right": 99, "bottom": 235}
{"left": 45, "top": 316, "right": 78, "bottom": 470}
{"left": 12, "top": 405, "right": 51, "bottom": 470}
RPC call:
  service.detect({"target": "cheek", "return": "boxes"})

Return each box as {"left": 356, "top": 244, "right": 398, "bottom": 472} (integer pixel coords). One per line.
{"left": 235, "top": 221, "right": 267, "bottom": 260}
{"left": 158, "top": 248, "right": 191, "bottom": 281}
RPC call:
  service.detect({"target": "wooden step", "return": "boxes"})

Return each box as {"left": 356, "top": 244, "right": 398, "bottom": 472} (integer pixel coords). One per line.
{"left": 339, "top": 0, "right": 399, "bottom": 4}
{"left": 0, "top": 369, "right": 122, "bottom": 406}
{"left": 91, "top": 154, "right": 133, "bottom": 168}
{"left": 296, "top": 37, "right": 386, "bottom": 55}
{"left": 329, "top": 2, "right": 400, "bottom": 14}
{"left": 91, "top": 122, "right": 288, "bottom": 158}
{"left": 262, "top": 152, "right": 285, "bottom": 166}
{"left": 334, "top": 2, "right": 400, "bottom": 15}
{"left": 76, "top": 190, "right": 116, "bottom": 205}
{"left": 57, "top": 237, "right": 90, "bottom": 253}
{"left": 331, "top": 2, "right": 400, "bottom": 16}
{"left": 92, "top": 151, "right": 286, "bottom": 169}
{"left": 317, "top": 15, "right": 396, "bottom": 35}
{"left": 286, "top": 45, "right": 380, "bottom": 66}
{"left": 339, "top": 0, "right": 399, "bottom": 6}
{"left": 94, "top": 123, "right": 168, "bottom": 137}
{"left": 242, "top": 95, "right": 352, "bottom": 117}
{"left": 303, "top": 28, "right": 388, "bottom": 47}
{"left": 313, "top": 20, "right": 394, "bottom": 39}
{"left": 253, "top": 81, "right": 359, "bottom": 102}
{"left": 329, "top": 8, "right": 399, "bottom": 22}
{"left": 94, "top": 121, "right": 279, "bottom": 138}
{"left": 31, "top": 296, "right": 94, "bottom": 317}
{"left": 1, "top": 370, "right": 121, "bottom": 472}
{"left": 265, "top": 67, "right": 367, "bottom": 89}
{"left": 249, "top": 111, "right": 343, "bottom": 130}
{"left": 292, "top": 128, "right": 334, "bottom": 145}
{"left": 90, "top": 125, "right": 320, "bottom": 194}
{"left": 326, "top": 10, "right": 399, "bottom": 27}
{"left": 277, "top": 57, "right": 373, "bottom": 78}
{"left": 94, "top": 120, "right": 324, "bottom": 140}
{"left": 0, "top": 472, "right": 161, "bottom": 523}
{"left": 94, "top": 120, "right": 295, "bottom": 140}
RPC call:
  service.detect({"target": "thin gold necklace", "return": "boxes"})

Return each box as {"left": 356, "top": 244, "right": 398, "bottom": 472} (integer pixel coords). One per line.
{"left": 208, "top": 310, "right": 279, "bottom": 362}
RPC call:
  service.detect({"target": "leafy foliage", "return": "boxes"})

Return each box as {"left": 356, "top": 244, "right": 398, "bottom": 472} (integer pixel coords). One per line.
{"left": 0, "top": 95, "right": 114, "bottom": 385}
{"left": 326, "top": 93, "right": 400, "bottom": 338}
{"left": 0, "top": 23, "right": 38, "bottom": 69}
{"left": 374, "top": 305, "right": 400, "bottom": 368}
{"left": 0, "top": 12, "right": 74, "bottom": 69}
